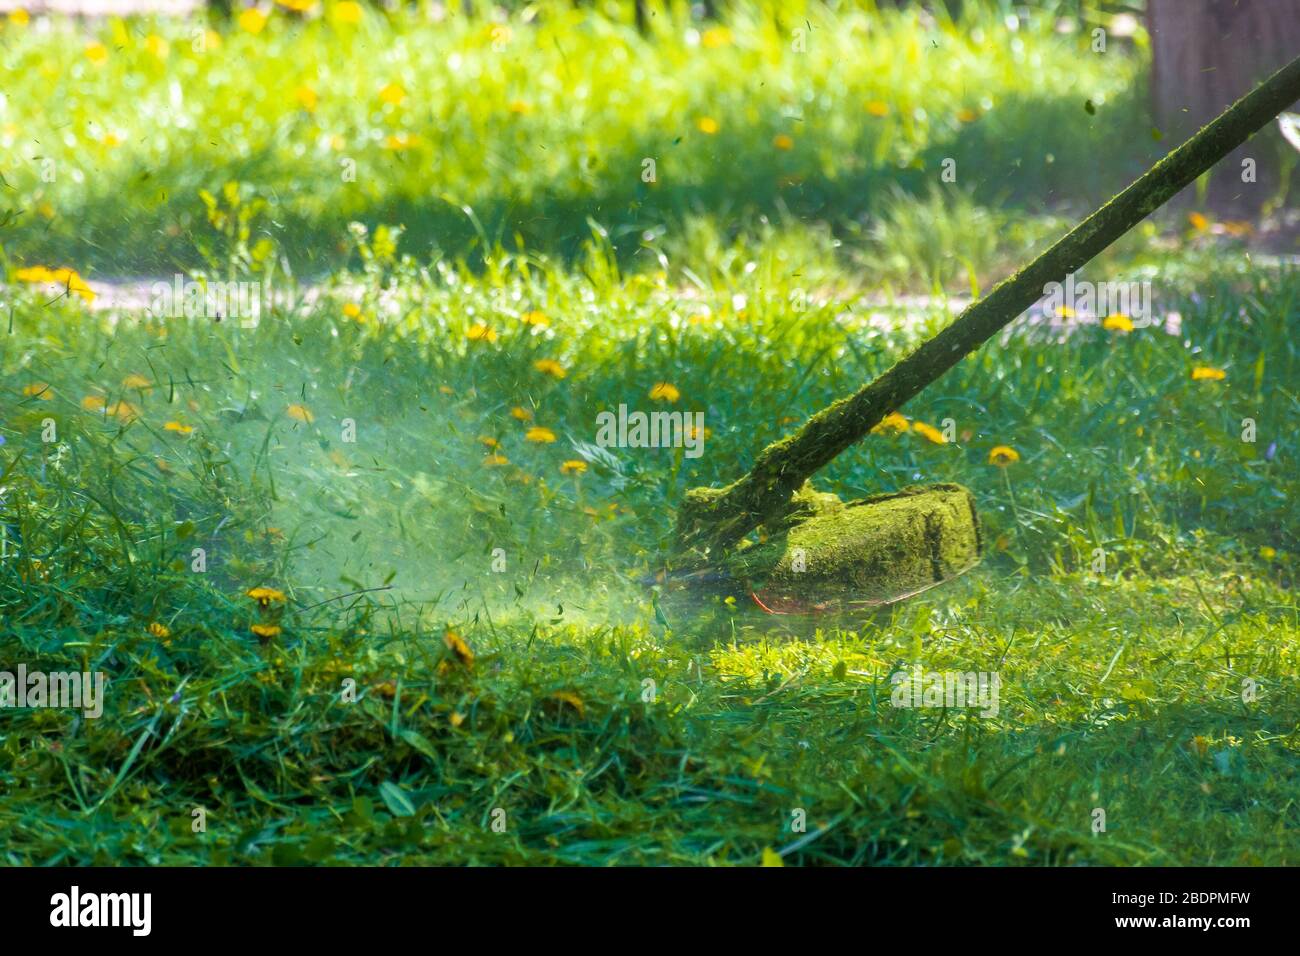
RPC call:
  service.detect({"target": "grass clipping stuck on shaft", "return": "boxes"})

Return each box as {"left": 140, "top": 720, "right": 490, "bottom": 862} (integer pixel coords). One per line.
{"left": 696, "top": 483, "right": 982, "bottom": 610}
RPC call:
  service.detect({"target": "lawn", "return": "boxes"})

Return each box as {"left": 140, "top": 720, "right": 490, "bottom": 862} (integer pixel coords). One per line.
{"left": 1, "top": 1, "right": 1297, "bottom": 865}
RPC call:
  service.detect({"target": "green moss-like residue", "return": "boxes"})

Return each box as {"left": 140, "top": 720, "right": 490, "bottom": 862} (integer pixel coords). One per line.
{"left": 716, "top": 483, "right": 982, "bottom": 604}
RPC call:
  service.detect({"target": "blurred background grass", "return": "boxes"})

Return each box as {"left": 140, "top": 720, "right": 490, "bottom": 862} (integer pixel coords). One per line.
{"left": 1, "top": 0, "right": 1169, "bottom": 277}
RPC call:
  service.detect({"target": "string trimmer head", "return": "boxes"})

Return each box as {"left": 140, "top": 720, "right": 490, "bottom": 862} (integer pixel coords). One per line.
{"left": 665, "top": 482, "right": 982, "bottom": 614}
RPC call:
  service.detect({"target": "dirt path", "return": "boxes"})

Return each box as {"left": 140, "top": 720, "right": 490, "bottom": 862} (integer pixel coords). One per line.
{"left": 5, "top": 276, "right": 1190, "bottom": 349}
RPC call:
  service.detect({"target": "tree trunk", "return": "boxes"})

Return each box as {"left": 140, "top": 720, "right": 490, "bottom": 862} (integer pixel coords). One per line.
{"left": 1148, "top": 0, "right": 1300, "bottom": 212}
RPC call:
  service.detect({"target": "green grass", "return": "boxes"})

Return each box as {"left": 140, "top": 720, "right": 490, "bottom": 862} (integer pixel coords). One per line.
{"left": 0, "top": 0, "right": 1166, "bottom": 279}
{"left": 1, "top": 1, "right": 1298, "bottom": 865}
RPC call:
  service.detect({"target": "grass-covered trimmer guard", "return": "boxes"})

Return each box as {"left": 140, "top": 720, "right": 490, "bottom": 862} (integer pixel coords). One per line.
{"left": 667, "top": 54, "right": 1300, "bottom": 613}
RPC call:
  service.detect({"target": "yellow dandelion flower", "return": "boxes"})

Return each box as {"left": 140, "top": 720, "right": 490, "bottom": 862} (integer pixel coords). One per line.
{"left": 342, "top": 302, "right": 362, "bottom": 320}
{"left": 82, "top": 395, "right": 107, "bottom": 412}
{"left": 294, "top": 85, "right": 318, "bottom": 112}
{"left": 533, "top": 358, "right": 567, "bottom": 379}
{"left": 1260, "top": 545, "right": 1276, "bottom": 560}
{"left": 246, "top": 586, "right": 287, "bottom": 608}
{"left": 772, "top": 133, "right": 794, "bottom": 150}
{"left": 238, "top": 8, "right": 267, "bottom": 33}
{"left": 510, "top": 406, "right": 533, "bottom": 422}
{"left": 1191, "top": 366, "right": 1225, "bottom": 381}
{"left": 870, "top": 411, "right": 910, "bottom": 435}
{"left": 16, "top": 265, "right": 95, "bottom": 302}
{"left": 700, "top": 26, "right": 732, "bottom": 49}
{"left": 330, "top": 0, "right": 363, "bottom": 24}
{"left": 443, "top": 629, "right": 474, "bottom": 668}
{"left": 525, "top": 426, "right": 556, "bottom": 443}
{"left": 67, "top": 275, "right": 95, "bottom": 303}
{"left": 507, "top": 100, "right": 533, "bottom": 116}
{"left": 145, "top": 34, "right": 169, "bottom": 59}
{"left": 85, "top": 42, "right": 109, "bottom": 66}
{"left": 122, "top": 373, "right": 152, "bottom": 390}
{"left": 560, "top": 459, "right": 587, "bottom": 475}
{"left": 483, "top": 452, "right": 509, "bottom": 467}
{"left": 988, "top": 445, "right": 1020, "bottom": 466}
{"left": 697, "top": 116, "right": 720, "bottom": 135}
{"left": 686, "top": 423, "right": 711, "bottom": 442}
{"left": 107, "top": 401, "right": 140, "bottom": 422}
{"left": 649, "top": 382, "right": 680, "bottom": 403}
{"left": 286, "top": 403, "right": 315, "bottom": 422}
{"left": 1188, "top": 211, "right": 1209, "bottom": 232}
{"left": 1102, "top": 313, "right": 1133, "bottom": 333}
{"left": 865, "top": 100, "right": 890, "bottom": 117}
{"left": 382, "top": 132, "right": 419, "bottom": 151}
{"left": 9, "top": 10, "right": 30, "bottom": 25}
{"left": 521, "top": 310, "right": 549, "bottom": 327}
{"left": 148, "top": 622, "right": 171, "bottom": 638}
{"left": 547, "top": 690, "right": 586, "bottom": 718}
{"left": 100, "top": 132, "right": 122, "bottom": 148}
{"left": 956, "top": 107, "right": 979, "bottom": 123}
{"left": 276, "top": 0, "right": 318, "bottom": 12}
{"left": 251, "top": 623, "right": 282, "bottom": 639}
{"left": 378, "top": 82, "right": 406, "bottom": 106}
{"left": 912, "top": 421, "right": 947, "bottom": 444}
{"left": 164, "top": 421, "right": 194, "bottom": 435}
{"left": 22, "top": 383, "right": 52, "bottom": 400}
{"left": 479, "top": 436, "right": 500, "bottom": 449}
{"left": 466, "top": 323, "right": 497, "bottom": 343}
